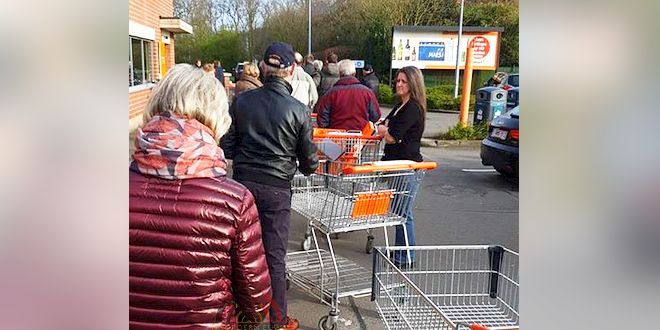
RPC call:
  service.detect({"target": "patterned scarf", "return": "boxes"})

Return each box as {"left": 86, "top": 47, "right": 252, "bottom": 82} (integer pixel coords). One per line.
{"left": 130, "top": 112, "right": 228, "bottom": 179}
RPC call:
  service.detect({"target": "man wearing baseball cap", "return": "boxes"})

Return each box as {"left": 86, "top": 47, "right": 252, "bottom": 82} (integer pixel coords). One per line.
{"left": 221, "top": 42, "right": 318, "bottom": 330}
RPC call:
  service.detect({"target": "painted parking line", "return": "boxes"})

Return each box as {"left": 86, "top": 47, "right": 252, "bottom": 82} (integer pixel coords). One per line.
{"left": 461, "top": 168, "right": 496, "bottom": 172}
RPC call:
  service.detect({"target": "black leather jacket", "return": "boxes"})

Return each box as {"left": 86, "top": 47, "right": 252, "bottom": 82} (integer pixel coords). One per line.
{"left": 221, "top": 76, "right": 319, "bottom": 188}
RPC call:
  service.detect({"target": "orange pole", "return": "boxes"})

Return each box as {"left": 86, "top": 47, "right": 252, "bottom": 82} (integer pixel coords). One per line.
{"left": 459, "top": 42, "right": 474, "bottom": 127}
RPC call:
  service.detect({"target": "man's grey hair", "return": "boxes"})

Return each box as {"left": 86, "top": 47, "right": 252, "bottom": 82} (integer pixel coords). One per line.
{"left": 142, "top": 64, "right": 231, "bottom": 142}
{"left": 262, "top": 64, "right": 293, "bottom": 78}
{"left": 337, "top": 59, "right": 356, "bottom": 77}
{"left": 313, "top": 60, "right": 323, "bottom": 72}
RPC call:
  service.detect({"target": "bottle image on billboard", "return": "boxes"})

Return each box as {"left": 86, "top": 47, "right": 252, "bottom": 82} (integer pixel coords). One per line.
{"left": 397, "top": 39, "right": 403, "bottom": 60}
{"left": 404, "top": 39, "right": 411, "bottom": 61}
{"left": 411, "top": 47, "right": 416, "bottom": 61}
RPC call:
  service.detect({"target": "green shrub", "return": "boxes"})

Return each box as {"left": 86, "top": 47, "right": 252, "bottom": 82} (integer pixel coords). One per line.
{"left": 438, "top": 122, "right": 489, "bottom": 140}
{"left": 377, "top": 83, "right": 394, "bottom": 104}
{"left": 426, "top": 85, "right": 475, "bottom": 111}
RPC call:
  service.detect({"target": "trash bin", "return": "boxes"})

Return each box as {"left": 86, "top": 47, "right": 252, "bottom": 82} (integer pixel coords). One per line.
{"left": 473, "top": 87, "right": 507, "bottom": 125}
{"left": 506, "top": 87, "right": 519, "bottom": 110}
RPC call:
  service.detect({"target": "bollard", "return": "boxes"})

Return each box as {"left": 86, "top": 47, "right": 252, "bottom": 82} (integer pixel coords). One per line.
{"left": 459, "top": 42, "right": 474, "bottom": 127}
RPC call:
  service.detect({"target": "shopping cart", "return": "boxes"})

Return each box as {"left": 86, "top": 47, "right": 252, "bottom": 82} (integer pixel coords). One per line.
{"left": 295, "top": 128, "right": 385, "bottom": 252}
{"left": 287, "top": 160, "right": 437, "bottom": 330}
{"left": 371, "top": 245, "right": 519, "bottom": 330}
{"left": 312, "top": 128, "right": 383, "bottom": 165}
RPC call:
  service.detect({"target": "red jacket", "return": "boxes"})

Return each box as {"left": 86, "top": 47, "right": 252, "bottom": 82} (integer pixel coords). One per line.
{"left": 129, "top": 171, "right": 271, "bottom": 329}
{"left": 314, "top": 76, "right": 381, "bottom": 131}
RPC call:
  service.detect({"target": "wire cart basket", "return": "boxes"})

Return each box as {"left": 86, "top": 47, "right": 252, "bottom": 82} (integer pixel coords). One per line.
{"left": 296, "top": 128, "right": 386, "bottom": 253}
{"left": 312, "top": 128, "right": 384, "bottom": 166}
{"left": 287, "top": 160, "right": 437, "bottom": 330}
{"left": 371, "top": 245, "right": 519, "bottom": 330}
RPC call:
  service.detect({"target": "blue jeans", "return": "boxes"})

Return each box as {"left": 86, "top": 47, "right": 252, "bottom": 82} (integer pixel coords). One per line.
{"left": 393, "top": 173, "right": 422, "bottom": 265}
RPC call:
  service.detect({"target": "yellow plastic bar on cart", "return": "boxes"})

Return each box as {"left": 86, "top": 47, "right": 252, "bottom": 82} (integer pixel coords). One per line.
{"left": 351, "top": 190, "right": 393, "bottom": 218}
{"left": 342, "top": 160, "right": 438, "bottom": 174}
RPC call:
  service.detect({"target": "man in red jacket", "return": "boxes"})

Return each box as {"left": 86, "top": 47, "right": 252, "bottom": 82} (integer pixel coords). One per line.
{"left": 314, "top": 59, "right": 381, "bottom": 131}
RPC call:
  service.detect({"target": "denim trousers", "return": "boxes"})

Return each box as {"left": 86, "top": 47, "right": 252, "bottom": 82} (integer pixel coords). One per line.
{"left": 393, "top": 173, "right": 422, "bottom": 264}
{"left": 237, "top": 179, "right": 292, "bottom": 328}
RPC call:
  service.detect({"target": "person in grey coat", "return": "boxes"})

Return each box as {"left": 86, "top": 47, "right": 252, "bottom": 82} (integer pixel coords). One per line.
{"left": 292, "top": 52, "right": 319, "bottom": 110}
{"left": 318, "top": 53, "right": 340, "bottom": 97}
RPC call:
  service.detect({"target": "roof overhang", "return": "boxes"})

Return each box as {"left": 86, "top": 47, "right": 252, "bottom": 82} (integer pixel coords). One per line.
{"left": 159, "top": 17, "right": 193, "bottom": 34}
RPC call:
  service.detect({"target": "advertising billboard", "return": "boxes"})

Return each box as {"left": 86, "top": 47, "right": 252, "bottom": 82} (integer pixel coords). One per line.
{"left": 391, "top": 26, "right": 502, "bottom": 70}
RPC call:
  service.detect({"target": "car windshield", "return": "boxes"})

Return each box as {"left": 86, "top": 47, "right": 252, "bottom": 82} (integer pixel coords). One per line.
{"left": 508, "top": 74, "right": 519, "bottom": 87}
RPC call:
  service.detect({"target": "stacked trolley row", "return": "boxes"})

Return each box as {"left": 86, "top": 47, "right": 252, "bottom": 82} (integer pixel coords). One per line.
{"left": 288, "top": 159, "right": 437, "bottom": 330}
{"left": 298, "top": 128, "right": 385, "bottom": 252}
{"left": 371, "top": 245, "right": 519, "bottom": 330}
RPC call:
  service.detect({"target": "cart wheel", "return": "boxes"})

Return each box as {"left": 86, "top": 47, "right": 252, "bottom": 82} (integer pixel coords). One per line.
{"left": 365, "top": 235, "right": 374, "bottom": 254}
{"left": 301, "top": 235, "right": 312, "bottom": 251}
{"left": 318, "top": 315, "right": 337, "bottom": 330}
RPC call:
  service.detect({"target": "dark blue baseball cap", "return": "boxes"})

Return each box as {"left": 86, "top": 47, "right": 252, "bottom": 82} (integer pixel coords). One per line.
{"left": 263, "top": 42, "right": 295, "bottom": 69}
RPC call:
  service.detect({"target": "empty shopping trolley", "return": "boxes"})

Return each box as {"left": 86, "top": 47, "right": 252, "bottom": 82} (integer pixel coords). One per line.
{"left": 287, "top": 160, "right": 437, "bottom": 330}
{"left": 371, "top": 245, "right": 519, "bottom": 330}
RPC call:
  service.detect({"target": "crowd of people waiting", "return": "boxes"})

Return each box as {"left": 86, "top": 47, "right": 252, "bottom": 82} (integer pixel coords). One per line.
{"left": 130, "top": 41, "right": 427, "bottom": 329}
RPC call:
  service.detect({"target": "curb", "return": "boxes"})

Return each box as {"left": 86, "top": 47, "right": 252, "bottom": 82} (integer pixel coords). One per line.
{"left": 421, "top": 138, "right": 482, "bottom": 148}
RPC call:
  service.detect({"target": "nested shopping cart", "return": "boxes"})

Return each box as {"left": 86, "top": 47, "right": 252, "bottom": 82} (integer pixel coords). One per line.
{"left": 296, "top": 129, "right": 385, "bottom": 252}
{"left": 287, "top": 160, "right": 437, "bottom": 330}
{"left": 312, "top": 128, "right": 383, "bottom": 166}
{"left": 371, "top": 245, "right": 519, "bottom": 330}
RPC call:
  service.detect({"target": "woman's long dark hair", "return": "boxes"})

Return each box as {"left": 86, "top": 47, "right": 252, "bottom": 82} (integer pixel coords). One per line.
{"left": 395, "top": 66, "right": 427, "bottom": 127}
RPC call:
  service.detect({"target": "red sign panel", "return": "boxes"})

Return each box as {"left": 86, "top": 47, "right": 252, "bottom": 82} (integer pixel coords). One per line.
{"left": 469, "top": 36, "right": 491, "bottom": 60}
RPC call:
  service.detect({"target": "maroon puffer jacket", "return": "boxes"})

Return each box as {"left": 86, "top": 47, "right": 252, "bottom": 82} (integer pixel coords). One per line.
{"left": 129, "top": 171, "right": 271, "bottom": 329}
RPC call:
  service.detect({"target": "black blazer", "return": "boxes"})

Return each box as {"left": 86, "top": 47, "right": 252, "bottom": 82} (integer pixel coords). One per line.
{"left": 382, "top": 100, "right": 424, "bottom": 162}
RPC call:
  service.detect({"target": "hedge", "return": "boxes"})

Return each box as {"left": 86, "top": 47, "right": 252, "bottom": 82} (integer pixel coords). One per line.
{"left": 377, "top": 83, "right": 475, "bottom": 111}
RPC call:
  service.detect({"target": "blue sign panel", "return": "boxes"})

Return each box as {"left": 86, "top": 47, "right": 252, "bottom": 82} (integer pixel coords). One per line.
{"left": 418, "top": 42, "right": 445, "bottom": 61}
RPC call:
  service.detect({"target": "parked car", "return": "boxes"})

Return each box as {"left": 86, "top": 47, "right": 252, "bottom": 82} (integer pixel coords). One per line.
{"left": 485, "top": 72, "right": 519, "bottom": 91}
{"left": 233, "top": 62, "right": 245, "bottom": 81}
{"left": 481, "top": 106, "right": 519, "bottom": 176}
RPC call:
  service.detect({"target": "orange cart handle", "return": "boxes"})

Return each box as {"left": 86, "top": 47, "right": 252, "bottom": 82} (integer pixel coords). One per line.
{"left": 314, "top": 131, "right": 383, "bottom": 140}
{"left": 342, "top": 160, "right": 437, "bottom": 174}
{"left": 313, "top": 128, "right": 345, "bottom": 136}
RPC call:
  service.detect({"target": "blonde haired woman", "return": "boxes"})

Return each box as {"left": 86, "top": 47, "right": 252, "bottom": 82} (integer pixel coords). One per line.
{"left": 130, "top": 64, "right": 272, "bottom": 329}
{"left": 235, "top": 62, "right": 263, "bottom": 96}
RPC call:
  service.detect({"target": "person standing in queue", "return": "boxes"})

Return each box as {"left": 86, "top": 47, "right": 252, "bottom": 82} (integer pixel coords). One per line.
{"left": 376, "top": 66, "right": 427, "bottom": 268}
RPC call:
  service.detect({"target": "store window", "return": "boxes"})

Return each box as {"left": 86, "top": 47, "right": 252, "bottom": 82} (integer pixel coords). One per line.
{"left": 129, "top": 37, "right": 152, "bottom": 87}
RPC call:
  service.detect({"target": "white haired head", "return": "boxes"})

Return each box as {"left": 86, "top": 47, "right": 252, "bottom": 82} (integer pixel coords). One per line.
{"left": 294, "top": 52, "right": 304, "bottom": 64}
{"left": 313, "top": 60, "right": 323, "bottom": 71}
{"left": 337, "top": 59, "right": 356, "bottom": 77}
{"left": 142, "top": 64, "right": 231, "bottom": 142}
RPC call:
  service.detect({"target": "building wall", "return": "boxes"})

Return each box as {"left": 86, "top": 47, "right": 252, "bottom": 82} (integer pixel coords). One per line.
{"left": 129, "top": 88, "right": 151, "bottom": 119}
{"left": 128, "top": 0, "right": 176, "bottom": 120}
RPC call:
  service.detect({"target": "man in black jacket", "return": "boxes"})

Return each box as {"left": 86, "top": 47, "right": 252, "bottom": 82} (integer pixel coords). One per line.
{"left": 361, "top": 64, "right": 380, "bottom": 96}
{"left": 221, "top": 41, "right": 318, "bottom": 330}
